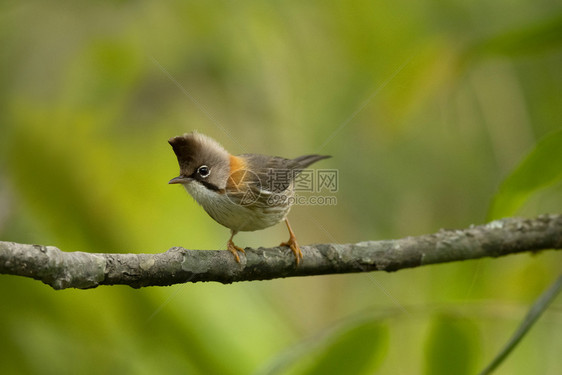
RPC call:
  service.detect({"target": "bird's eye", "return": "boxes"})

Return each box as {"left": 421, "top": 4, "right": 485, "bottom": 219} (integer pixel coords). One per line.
{"left": 197, "top": 165, "right": 210, "bottom": 178}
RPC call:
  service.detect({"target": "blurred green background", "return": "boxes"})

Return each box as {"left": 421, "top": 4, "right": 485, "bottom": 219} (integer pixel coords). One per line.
{"left": 1, "top": 0, "right": 562, "bottom": 374}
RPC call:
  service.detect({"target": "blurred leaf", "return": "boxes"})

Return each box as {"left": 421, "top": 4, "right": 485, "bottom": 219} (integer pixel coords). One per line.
{"left": 478, "top": 272, "right": 562, "bottom": 375}
{"left": 463, "top": 14, "right": 562, "bottom": 62}
{"left": 424, "top": 314, "right": 480, "bottom": 375}
{"left": 257, "top": 317, "right": 388, "bottom": 375}
{"left": 301, "top": 320, "right": 387, "bottom": 375}
{"left": 488, "top": 129, "right": 562, "bottom": 220}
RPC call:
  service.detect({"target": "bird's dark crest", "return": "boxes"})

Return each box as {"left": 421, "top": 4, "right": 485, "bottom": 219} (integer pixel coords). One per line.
{"left": 168, "top": 134, "right": 202, "bottom": 171}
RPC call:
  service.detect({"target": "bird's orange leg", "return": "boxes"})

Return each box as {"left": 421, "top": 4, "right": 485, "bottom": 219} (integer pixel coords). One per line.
{"left": 280, "top": 219, "right": 303, "bottom": 265}
{"left": 227, "top": 230, "right": 245, "bottom": 263}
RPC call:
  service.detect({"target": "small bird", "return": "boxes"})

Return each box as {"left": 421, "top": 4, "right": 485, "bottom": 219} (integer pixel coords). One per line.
{"left": 168, "top": 131, "right": 330, "bottom": 265}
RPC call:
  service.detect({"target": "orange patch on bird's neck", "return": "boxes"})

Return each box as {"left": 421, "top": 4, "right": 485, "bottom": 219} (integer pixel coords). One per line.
{"left": 229, "top": 155, "right": 246, "bottom": 173}
{"left": 227, "top": 155, "right": 248, "bottom": 190}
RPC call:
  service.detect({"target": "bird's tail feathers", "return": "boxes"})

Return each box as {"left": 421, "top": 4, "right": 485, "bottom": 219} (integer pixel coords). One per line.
{"left": 291, "top": 154, "right": 331, "bottom": 169}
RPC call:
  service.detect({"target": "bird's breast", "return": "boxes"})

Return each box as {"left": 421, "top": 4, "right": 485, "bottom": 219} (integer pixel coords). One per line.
{"left": 183, "top": 181, "right": 290, "bottom": 232}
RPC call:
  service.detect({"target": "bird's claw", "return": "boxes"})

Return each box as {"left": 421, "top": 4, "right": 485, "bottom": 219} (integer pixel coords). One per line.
{"left": 227, "top": 239, "right": 245, "bottom": 263}
{"left": 280, "top": 235, "right": 303, "bottom": 266}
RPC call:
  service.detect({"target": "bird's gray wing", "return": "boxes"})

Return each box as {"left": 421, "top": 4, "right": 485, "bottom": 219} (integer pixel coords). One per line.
{"left": 240, "top": 153, "right": 331, "bottom": 194}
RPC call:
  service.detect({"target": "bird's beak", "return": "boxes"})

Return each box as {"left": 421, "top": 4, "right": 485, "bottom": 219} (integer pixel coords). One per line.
{"left": 168, "top": 176, "right": 191, "bottom": 184}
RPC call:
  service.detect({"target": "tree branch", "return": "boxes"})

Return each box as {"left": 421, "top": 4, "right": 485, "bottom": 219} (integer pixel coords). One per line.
{"left": 1, "top": 215, "right": 561, "bottom": 290}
